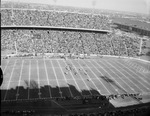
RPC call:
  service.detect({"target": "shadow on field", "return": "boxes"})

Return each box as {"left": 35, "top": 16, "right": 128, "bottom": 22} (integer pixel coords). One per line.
{"left": 1, "top": 79, "right": 101, "bottom": 100}
{"left": 1, "top": 78, "right": 116, "bottom": 115}
{"left": 99, "top": 76, "right": 143, "bottom": 104}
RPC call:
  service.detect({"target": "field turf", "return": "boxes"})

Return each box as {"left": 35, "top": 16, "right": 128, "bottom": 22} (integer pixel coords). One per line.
{"left": 1, "top": 57, "right": 150, "bottom": 103}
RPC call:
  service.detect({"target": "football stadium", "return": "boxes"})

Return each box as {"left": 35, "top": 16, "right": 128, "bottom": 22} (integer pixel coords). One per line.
{"left": 1, "top": 1, "right": 150, "bottom": 116}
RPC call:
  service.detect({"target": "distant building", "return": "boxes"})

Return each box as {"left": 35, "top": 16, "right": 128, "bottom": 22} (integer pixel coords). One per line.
{"left": 112, "top": 18, "right": 150, "bottom": 37}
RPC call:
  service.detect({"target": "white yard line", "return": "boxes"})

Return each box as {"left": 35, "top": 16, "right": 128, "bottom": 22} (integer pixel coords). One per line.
{"left": 107, "top": 60, "right": 144, "bottom": 93}
{"left": 37, "top": 60, "right": 41, "bottom": 99}
{"left": 101, "top": 60, "right": 136, "bottom": 93}
{"left": 94, "top": 55, "right": 150, "bottom": 63}
{"left": 124, "top": 60, "right": 149, "bottom": 74}
{"left": 116, "top": 61, "right": 150, "bottom": 90}
{"left": 28, "top": 60, "right": 31, "bottom": 100}
{"left": 69, "top": 60, "right": 92, "bottom": 95}
{"left": 2, "top": 60, "right": 10, "bottom": 73}
{"left": 124, "top": 60, "right": 131, "bottom": 67}
{"left": 12, "top": 77, "right": 91, "bottom": 82}
{"left": 93, "top": 60, "right": 123, "bottom": 94}
{"left": 122, "top": 60, "right": 150, "bottom": 80}
{"left": 124, "top": 60, "right": 150, "bottom": 81}
{"left": 44, "top": 59, "right": 52, "bottom": 98}
{"left": 82, "top": 60, "right": 111, "bottom": 95}
{"left": 4, "top": 60, "right": 17, "bottom": 101}
{"left": 116, "top": 59, "right": 147, "bottom": 89}
{"left": 140, "top": 68, "right": 145, "bottom": 72}
{"left": 57, "top": 60, "right": 73, "bottom": 97}
{"left": 2, "top": 60, "right": 10, "bottom": 85}
{"left": 16, "top": 60, "right": 24, "bottom": 100}
{"left": 50, "top": 60, "right": 63, "bottom": 97}
{"left": 63, "top": 60, "right": 83, "bottom": 96}
{"left": 76, "top": 60, "right": 102, "bottom": 95}
{"left": 89, "top": 59, "right": 118, "bottom": 94}
{"left": 3, "top": 80, "right": 23, "bottom": 83}
{"left": 109, "top": 60, "right": 145, "bottom": 92}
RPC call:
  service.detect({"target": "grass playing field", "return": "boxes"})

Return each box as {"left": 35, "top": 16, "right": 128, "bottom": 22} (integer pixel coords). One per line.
{"left": 1, "top": 57, "right": 150, "bottom": 103}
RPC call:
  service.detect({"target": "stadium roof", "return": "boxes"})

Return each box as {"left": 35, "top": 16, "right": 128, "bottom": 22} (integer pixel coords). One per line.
{"left": 113, "top": 18, "right": 150, "bottom": 31}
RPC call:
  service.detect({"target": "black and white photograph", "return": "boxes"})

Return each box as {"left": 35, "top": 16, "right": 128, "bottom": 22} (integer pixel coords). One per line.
{"left": 1, "top": 0, "right": 150, "bottom": 115}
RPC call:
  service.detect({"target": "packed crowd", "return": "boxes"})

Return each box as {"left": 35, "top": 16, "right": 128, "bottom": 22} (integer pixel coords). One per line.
{"left": 2, "top": 99, "right": 149, "bottom": 116}
{"left": 2, "top": 93, "right": 145, "bottom": 116}
{"left": 1, "top": 8, "right": 110, "bottom": 30}
{"left": 1, "top": 29, "right": 141, "bottom": 57}
{"left": 69, "top": 106, "right": 150, "bottom": 116}
{"left": 43, "top": 93, "right": 142, "bottom": 102}
{"left": 2, "top": 106, "right": 149, "bottom": 116}
{"left": 111, "top": 33, "right": 141, "bottom": 57}
{"left": 1, "top": 5, "right": 146, "bottom": 58}
{"left": 1, "top": 1, "right": 105, "bottom": 15}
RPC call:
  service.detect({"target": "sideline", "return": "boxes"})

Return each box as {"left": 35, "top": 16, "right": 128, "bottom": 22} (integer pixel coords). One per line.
{"left": 90, "top": 54, "right": 150, "bottom": 63}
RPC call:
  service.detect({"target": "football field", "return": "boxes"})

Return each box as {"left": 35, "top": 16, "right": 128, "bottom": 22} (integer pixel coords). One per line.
{"left": 1, "top": 57, "right": 150, "bottom": 101}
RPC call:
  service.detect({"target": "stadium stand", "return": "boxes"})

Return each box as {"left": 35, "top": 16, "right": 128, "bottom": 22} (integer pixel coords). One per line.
{"left": 2, "top": 3, "right": 150, "bottom": 58}
{"left": 112, "top": 18, "right": 150, "bottom": 37}
{"left": 1, "top": 8, "right": 110, "bottom": 30}
{"left": 1, "top": 1, "right": 150, "bottom": 116}
{"left": 1, "top": 28, "right": 143, "bottom": 57}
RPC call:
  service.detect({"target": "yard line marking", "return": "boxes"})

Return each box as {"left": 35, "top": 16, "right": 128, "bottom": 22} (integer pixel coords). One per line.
{"left": 2, "top": 60, "right": 10, "bottom": 84}
{"left": 69, "top": 60, "right": 92, "bottom": 95}
{"left": 139, "top": 67, "right": 142, "bottom": 72}
{"left": 44, "top": 59, "right": 52, "bottom": 98}
{"left": 107, "top": 60, "right": 144, "bottom": 93}
{"left": 89, "top": 60, "right": 119, "bottom": 94}
{"left": 116, "top": 61, "right": 150, "bottom": 90}
{"left": 106, "top": 59, "right": 143, "bottom": 92}
{"left": 82, "top": 60, "right": 111, "bottom": 94}
{"left": 4, "top": 78, "right": 94, "bottom": 82}
{"left": 123, "top": 61, "right": 150, "bottom": 81}
{"left": 133, "top": 64, "right": 138, "bottom": 68}
{"left": 93, "top": 60, "right": 123, "bottom": 94}
{"left": 123, "top": 60, "right": 150, "bottom": 74}
{"left": 126, "top": 61, "right": 150, "bottom": 80}
{"left": 49, "top": 66, "right": 88, "bottom": 68}
{"left": 57, "top": 60, "right": 73, "bottom": 97}
{"left": 50, "top": 60, "right": 63, "bottom": 98}
{"left": 76, "top": 60, "right": 102, "bottom": 95}
{"left": 28, "top": 60, "right": 31, "bottom": 100}
{"left": 124, "top": 60, "right": 134, "bottom": 68}
{"left": 102, "top": 60, "right": 136, "bottom": 93}
{"left": 2, "top": 60, "right": 10, "bottom": 73}
{"left": 16, "top": 60, "right": 24, "bottom": 100}
{"left": 37, "top": 60, "right": 41, "bottom": 99}
{"left": 63, "top": 60, "right": 83, "bottom": 96}
{"left": 143, "top": 69, "right": 148, "bottom": 73}
{"left": 139, "top": 67, "right": 143, "bottom": 72}
{"left": 4, "top": 60, "right": 17, "bottom": 101}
